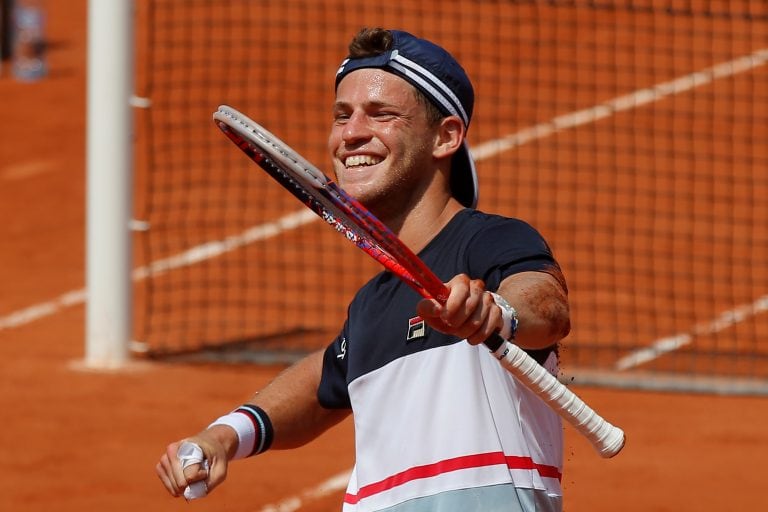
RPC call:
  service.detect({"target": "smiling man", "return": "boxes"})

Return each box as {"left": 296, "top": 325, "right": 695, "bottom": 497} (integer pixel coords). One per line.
{"left": 156, "top": 28, "right": 571, "bottom": 512}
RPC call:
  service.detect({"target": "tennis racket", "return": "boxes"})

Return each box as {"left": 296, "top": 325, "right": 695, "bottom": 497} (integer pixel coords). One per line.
{"left": 212, "top": 104, "right": 625, "bottom": 458}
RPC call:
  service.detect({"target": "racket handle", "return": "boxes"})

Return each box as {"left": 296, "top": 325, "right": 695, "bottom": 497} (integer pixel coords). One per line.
{"left": 487, "top": 335, "right": 625, "bottom": 458}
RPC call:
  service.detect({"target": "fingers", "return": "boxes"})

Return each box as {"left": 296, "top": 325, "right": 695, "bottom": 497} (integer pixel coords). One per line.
{"left": 156, "top": 439, "right": 218, "bottom": 499}
{"left": 442, "top": 275, "right": 484, "bottom": 326}
{"left": 417, "top": 275, "right": 503, "bottom": 345}
{"left": 177, "top": 442, "right": 210, "bottom": 500}
{"left": 156, "top": 442, "right": 186, "bottom": 498}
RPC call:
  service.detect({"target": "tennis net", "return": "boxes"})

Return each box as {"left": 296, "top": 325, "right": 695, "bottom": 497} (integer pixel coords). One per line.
{"left": 131, "top": 0, "right": 768, "bottom": 393}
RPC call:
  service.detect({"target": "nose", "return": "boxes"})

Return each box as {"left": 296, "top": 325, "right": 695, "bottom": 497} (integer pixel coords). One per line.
{"left": 342, "top": 111, "right": 371, "bottom": 145}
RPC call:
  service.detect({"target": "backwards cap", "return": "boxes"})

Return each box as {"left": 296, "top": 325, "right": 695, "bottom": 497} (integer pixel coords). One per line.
{"left": 335, "top": 30, "right": 478, "bottom": 208}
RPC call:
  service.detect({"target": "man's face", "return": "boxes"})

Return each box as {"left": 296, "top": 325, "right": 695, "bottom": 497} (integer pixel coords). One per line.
{"left": 329, "top": 68, "right": 438, "bottom": 214}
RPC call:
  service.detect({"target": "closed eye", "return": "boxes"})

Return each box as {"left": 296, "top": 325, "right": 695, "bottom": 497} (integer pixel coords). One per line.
{"left": 333, "top": 113, "right": 350, "bottom": 124}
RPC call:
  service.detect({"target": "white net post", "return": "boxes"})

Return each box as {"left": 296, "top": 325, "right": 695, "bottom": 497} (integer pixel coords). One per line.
{"left": 84, "top": 0, "right": 134, "bottom": 368}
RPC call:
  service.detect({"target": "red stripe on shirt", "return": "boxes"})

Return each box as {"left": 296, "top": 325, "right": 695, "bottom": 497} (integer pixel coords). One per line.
{"left": 344, "top": 451, "right": 561, "bottom": 505}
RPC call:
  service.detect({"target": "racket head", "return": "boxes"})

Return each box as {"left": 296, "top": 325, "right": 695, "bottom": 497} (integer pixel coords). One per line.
{"left": 214, "top": 105, "right": 330, "bottom": 189}
{"left": 213, "top": 105, "right": 448, "bottom": 301}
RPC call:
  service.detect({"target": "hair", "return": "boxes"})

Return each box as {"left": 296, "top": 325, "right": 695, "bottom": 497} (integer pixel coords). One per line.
{"left": 348, "top": 27, "right": 444, "bottom": 126}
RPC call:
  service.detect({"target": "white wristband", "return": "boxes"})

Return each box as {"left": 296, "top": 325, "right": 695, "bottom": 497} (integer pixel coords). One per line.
{"left": 489, "top": 292, "right": 519, "bottom": 340}
{"left": 209, "top": 411, "right": 257, "bottom": 460}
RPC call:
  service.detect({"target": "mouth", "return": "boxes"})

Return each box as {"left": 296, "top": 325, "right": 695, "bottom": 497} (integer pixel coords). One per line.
{"left": 344, "top": 154, "right": 383, "bottom": 169}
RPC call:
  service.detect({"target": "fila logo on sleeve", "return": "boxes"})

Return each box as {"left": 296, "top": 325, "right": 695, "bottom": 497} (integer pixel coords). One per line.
{"left": 406, "top": 316, "right": 426, "bottom": 341}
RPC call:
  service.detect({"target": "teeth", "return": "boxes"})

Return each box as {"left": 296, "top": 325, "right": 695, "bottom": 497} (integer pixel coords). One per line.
{"left": 345, "top": 155, "right": 382, "bottom": 168}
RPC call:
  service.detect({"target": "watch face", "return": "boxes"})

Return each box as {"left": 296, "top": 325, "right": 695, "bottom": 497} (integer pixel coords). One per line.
{"left": 490, "top": 292, "right": 518, "bottom": 340}
{"left": 491, "top": 292, "right": 512, "bottom": 310}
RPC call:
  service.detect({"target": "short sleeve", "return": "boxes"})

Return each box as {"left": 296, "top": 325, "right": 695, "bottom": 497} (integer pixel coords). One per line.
{"left": 465, "top": 217, "right": 561, "bottom": 291}
{"left": 317, "top": 324, "right": 352, "bottom": 409}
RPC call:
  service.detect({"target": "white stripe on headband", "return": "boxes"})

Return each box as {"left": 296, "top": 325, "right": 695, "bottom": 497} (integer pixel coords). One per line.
{"left": 336, "top": 53, "right": 469, "bottom": 126}
{"left": 336, "top": 58, "right": 350, "bottom": 76}
{"left": 389, "top": 52, "right": 469, "bottom": 126}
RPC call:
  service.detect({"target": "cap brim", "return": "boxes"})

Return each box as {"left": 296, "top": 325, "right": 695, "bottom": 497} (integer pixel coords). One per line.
{"left": 451, "top": 140, "right": 478, "bottom": 208}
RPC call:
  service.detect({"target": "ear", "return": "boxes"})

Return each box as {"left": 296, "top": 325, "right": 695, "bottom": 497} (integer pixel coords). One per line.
{"left": 433, "top": 116, "right": 465, "bottom": 161}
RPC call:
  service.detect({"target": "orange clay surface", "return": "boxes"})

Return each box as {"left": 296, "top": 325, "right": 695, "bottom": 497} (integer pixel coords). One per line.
{"left": 1, "top": 1, "right": 767, "bottom": 511}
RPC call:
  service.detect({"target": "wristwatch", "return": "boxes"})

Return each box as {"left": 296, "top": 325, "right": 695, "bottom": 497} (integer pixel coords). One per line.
{"left": 489, "top": 292, "right": 519, "bottom": 340}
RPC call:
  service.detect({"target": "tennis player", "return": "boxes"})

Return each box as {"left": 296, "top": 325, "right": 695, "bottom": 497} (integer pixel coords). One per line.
{"left": 156, "top": 27, "right": 571, "bottom": 512}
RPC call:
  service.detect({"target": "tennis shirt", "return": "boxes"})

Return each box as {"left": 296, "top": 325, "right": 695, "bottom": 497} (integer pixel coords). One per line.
{"left": 318, "top": 209, "right": 565, "bottom": 512}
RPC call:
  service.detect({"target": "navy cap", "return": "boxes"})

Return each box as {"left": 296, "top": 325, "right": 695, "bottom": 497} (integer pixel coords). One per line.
{"left": 335, "top": 30, "right": 478, "bottom": 208}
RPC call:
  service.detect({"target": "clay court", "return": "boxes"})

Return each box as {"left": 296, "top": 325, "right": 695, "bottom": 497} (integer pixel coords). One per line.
{"left": 2, "top": 1, "right": 768, "bottom": 511}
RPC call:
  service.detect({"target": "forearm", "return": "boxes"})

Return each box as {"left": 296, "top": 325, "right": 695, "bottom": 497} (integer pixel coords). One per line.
{"left": 497, "top": 269, "right": 570, "bottom": 350}
{"left": 246, "top": 349, "right": 350, "bottom": 450}
{"left": 157, "top": 349, "right": 347, "bottom": 498}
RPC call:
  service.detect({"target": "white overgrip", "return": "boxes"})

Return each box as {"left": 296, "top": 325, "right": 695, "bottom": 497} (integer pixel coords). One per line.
{"left": 492, "top": 340, "right": 625, "bottom": 458}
